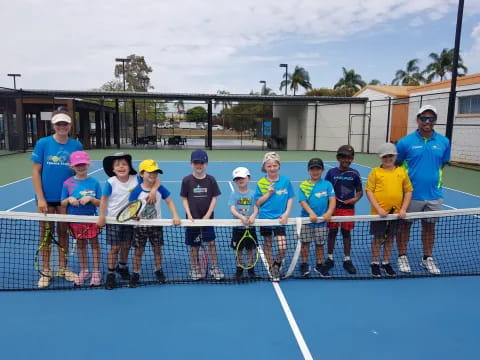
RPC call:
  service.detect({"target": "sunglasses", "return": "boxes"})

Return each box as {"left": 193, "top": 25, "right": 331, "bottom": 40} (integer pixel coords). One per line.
{"left": 419, "top": 116, "right": 437, "bottom": 123}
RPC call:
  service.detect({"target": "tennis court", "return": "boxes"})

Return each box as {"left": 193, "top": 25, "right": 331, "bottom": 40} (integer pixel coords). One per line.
{"left": 1, "top": 150, "right": 479, "bottom": 359}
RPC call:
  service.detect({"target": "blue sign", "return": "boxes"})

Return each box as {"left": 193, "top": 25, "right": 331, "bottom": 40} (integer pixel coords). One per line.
{"left": 263, "top": 121, "right": 271, "bottom": 136}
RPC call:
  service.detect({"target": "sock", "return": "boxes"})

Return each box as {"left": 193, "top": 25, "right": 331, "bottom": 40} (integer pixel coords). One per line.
{"left": 382, "top": 261, "right": 389, "bottom": 265}
{"left": 371, "top": 261, "right": 379, "bottom": 265}
{"left": 423, "top": 255, "right": 430, "bottom": 260}
{"left": 328, "top": 254, "right": 334, "bottom": 260}
{"left": 119, "top": 262, "right": 127, "bottom": 269}
{"left": 344, "top": 256, "right": 351, "bottom": 261}
{"left": 108, "top": 268, "right": 115, "bottom": 273}
{"left": 399, "top": 254, "right": 406, "bottom": 257}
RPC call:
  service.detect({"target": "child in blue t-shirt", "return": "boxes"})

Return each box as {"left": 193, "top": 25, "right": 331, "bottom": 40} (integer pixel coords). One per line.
{"left": 255, "top": 152, "right": 294, "bottom": 282}
{"left": 229, "top": 167, "right": 258, "bottom": 280}
{"left": 298, "top": 158, "right": 336, "bottom": 277}
{"left": 61, "top": 151, "right": 102, "bottom": 286}
{"left": 128, "top": 159, "right": 181, "bottom": 288}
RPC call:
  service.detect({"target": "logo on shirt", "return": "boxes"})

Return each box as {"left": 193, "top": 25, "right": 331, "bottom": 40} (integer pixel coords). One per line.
{"left": 46, "top": 151, "right": 70, "bottom": 166}
{"left": 275, "top": 188, "right": 288, "bottom": 195}
{"left": 237, "top": 197, "right": 252, "bottom": 206}
{"left": 193, "top": 185, "right": 208, "bottom": 194}
{"left": 79, "top": 190, "right": 96, "bottom": 197}
{"left": 314, "top": 191, "right": 327, "bottom": 198}
{"left": 411, "top": 145, "right": 423, "bottom": 149}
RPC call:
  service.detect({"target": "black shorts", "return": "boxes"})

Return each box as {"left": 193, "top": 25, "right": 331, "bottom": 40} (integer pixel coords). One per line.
{"left": 231, "top": 227, "right": 258, "bottom": 250}
{"left": 133, "top": 226, "right": 164, "bottom": 249}
{"left": 370, "top": 220, "right": 398, "bottom": 238}
{"left": 260, "top": 226, "right": 286, "bottom": 237}
{"left": 47, "top": 201, "right": 62, "bottom": 207}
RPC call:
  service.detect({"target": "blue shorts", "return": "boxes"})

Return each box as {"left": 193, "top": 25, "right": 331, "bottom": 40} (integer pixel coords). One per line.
{"left": 185, "top": 226, "right": 216, "bottom": 247}
{"left": 106, "top": 224, "right": 133, "bottom": 246}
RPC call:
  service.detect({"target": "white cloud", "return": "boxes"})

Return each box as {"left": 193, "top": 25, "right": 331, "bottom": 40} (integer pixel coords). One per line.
{"left": 0, "top": 0, "right": 470, "bottom": 92}
{"left": 464, "top": 24, "right": 480, "bottom": 74}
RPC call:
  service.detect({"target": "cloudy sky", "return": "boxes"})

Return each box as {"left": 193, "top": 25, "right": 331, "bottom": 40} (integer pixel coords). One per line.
{"left": 1, "top": 0, "right": 479, "bottom": 95}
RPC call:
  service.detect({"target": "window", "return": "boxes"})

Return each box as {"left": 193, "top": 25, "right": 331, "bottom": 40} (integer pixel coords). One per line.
{"left": 458, "top": 95, "right": 480, "bottom": 114}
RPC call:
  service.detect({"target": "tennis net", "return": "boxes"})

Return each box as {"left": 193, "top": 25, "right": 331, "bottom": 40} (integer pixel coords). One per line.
{"left": 0, "top": 208, "right": 479, "bottom": 290}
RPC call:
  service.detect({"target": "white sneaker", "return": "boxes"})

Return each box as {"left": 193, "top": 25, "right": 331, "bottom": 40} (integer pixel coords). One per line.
{"left": 209, "top": 266, "right": 224, "bottom": 280}
{"left": 397, "top": 255, "right": 411, "bottom": 273}
{"left": 57, "top": 267, "right": 78, "bottom": 282}
{"left": 190, "top": 267, "right": 201, "bottom": 281}
{"left": 38, "top": 270, "right": 51, "bottom": 289}
{"left": 421, "top": 257, "right": 440, "bottom": 275}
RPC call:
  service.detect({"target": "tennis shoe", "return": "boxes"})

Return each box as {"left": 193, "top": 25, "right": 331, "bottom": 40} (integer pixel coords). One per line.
{"left": 115, "top": 265, "right": 131, "bottom": 280}
{"left": 314, "top": 263, "right": 330, "bottom": 278}
{"left": 90, "top": 271, "right": 101, "bottom": 286}
{"left": 324, "top": 258, "right": 334, "bottom": 271}
{"left": 75, "top": 269, "right": 90, "bottom": 286}
{"left": 421, "top": 257, "right": 440, "bottom": 275}
{"left": 129, "top": 272, "right": 140, "bottom": 288}
{"left": 57, "top": 267, "right": 77, "bottom": 282}
{"left": 397, "top": 255, "right": 411, "bottom": 273}
{"left": 343, "top": 260, "right": 357, "bottom": 274}
{"left": 155, "top": 269, "right": 166, "bottom": 283}
{"left": 235, "top": 266, "right": 243, "bottom": 280}
{"left": 381, "top": 263, "right": 396, "bottom": 277}
{"left": 270, "top": 263, "right": 281, "bottom": 282}
{"left": 105, "top": 273, "right": 116, "bottom": 290}
{"left": 248, "top": 268, "right": 256, "bottom": 278}
{"left": 300, "top": 263, "right": 310, "bottom": 277}
{"left": 371, "top": 263, "right": 381, "bottom": 278}
{"left": 209, "top": 266, "right": 224, "bottom": 280}
{"left": 37, "top": 270, "right": 51, "bottom": 289}
{"left": 190, "top": 267, "right": 202, "bottom": 281}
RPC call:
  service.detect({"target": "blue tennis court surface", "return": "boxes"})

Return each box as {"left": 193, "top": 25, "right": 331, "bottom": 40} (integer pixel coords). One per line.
{"left": 1, "top": 160, "right": 479, "bottom": 360}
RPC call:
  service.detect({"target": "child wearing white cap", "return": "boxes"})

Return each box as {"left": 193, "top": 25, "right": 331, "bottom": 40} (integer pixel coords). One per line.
{"left": 229, "top": 167, "right": 259, "bottom": 279}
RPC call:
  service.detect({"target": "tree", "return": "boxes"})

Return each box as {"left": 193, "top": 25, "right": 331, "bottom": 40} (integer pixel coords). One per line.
{"left": 215, "top": 90, "right": 233, "bottom": 110}
{"left": 186, "top": 106, "right": 208, "bottom": 123}
{"left": 392, "top": 59, "right": 425, "bottom": 85}
{"left": 368, "top": 79, "right": 382, "bottom": 85}
{"left": 424, "top": 48, "right": 468, "bottom": 82}
{"left": 305, "top": 88, "right": 347, "bottom": 97}
{"left": 174, "top": 100, "right": 185, "bottom": 114}
{"left": 100, "top": 80, "right": 123, "bottom": 91}
{"left": 289, "top": 66, "right": 312, "bottom": 95}
{"left": 114, "top": 54, "right": 154, "bottom": 91}
{"left": 334, "top": 67, "right": 366, "bottom": 96}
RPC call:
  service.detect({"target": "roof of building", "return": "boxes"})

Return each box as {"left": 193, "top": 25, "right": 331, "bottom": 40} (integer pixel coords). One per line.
{"left": 354, "top": 73, "right": 480, "bottom": 98}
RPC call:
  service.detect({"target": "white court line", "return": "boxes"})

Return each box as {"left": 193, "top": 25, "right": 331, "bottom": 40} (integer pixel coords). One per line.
{"left": 5, "top": 168, "right": 104, "bottom": 212}
{"left": 0, "top": 176, "right": 32, "bottom": 188}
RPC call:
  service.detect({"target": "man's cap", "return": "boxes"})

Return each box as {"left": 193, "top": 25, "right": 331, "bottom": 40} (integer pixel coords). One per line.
{"left": 307, "top": 158, "right": 324, "bottom": 169}
{"left": 102, "top": 152, "right": 137, "bottom": 177}
{"left": 191, "top": 149, "right": 208, "bottom": 163}
{"left": 378, "top": 142, "right": 398, "bottom": 158}
{"left": 232, "top": 167, "right": 250, "bottom": 180}
{"left": 262, "top": 151, "right": 280, "bottom": 164}
{"left": 51, "top": 112, "right": 72, "bottom": 124}
{"left": 337, "top": 145, "right": 355, "bottom": 157}
{"left": 417, "top": 105, "right": 438, "bottom": 117}
{"left": 69, "top": 151, "right": 91, "bottom": 167}
{"left": 139, "top": 159, "right": 163, "bottom": 174}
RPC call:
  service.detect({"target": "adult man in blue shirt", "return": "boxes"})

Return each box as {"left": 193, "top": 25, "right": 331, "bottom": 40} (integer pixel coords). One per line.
{"left": 395, "top": 105, "right": 451, "bottom": 275}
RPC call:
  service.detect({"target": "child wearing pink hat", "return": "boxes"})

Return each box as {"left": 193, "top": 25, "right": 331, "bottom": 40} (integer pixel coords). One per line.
{"left": 61, "top": 151, "right": 102, "bottom": 286}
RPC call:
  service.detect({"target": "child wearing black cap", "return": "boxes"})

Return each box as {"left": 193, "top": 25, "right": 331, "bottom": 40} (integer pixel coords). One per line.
{"left": 298, "top": 158, "right": 336, "bottom": 277}
{"left": 324, "top": 145, "right": 363, "bottom": 275}
{"left": 180, "top": 149, "right": 224, "bottom": 280}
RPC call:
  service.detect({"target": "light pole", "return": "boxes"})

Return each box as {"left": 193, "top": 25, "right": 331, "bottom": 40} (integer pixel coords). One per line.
{"left": 7, "top": 73, "right": 21, "bottom": 89}
{"left": 259, "top": 80, "right": 266, "bottom": 95}
{"left": 279, "top": 64, "right": 288, "bottom": 96}
{"left": 115, "top": 58, "right": 131, "bottom": 91}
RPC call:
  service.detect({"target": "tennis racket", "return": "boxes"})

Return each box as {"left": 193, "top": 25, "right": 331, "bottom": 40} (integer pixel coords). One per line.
{"left": 116, "top": 200, "right": 142, "bottom": 222}
{"left": 68, "top": 223, "right": 101, "bottom": 256}
{"left": 383, "top": 207, "right": 396, "bottom": 240}
{"left": 235, "top": 227, "right": 259, "bottom": 270}
{"left": 34, "top": 221, "right": 67, "bottom": 278}
{"left": 193, "top": 230, "right": 209, "bottom": 279}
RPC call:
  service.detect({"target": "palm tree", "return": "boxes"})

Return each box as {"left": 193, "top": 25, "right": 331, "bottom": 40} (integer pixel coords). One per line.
{"left": 288, "top": 66, "right": 312, "bottom": 95}
{"left": 392, "top": 59, "right": 425, "bottom": 85}
{"left": 368, "top": 79, "right": 382, "bottom": 85}
{"left": 214, "top": 90, "right": 232, "bottom": 110}
{"left": 279, "top": 73, "right": 291, "bottom": 94}
{"left": 334, "top": 67, "right": 366, "bottom": 96}
{"left": 424, "top": 48, "right": 468, "bottom": 82}
{"left": 174, "top": 100, "right": 185, "bottom": 114}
